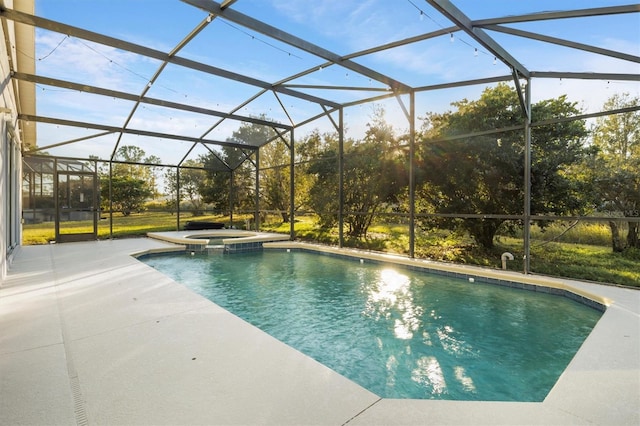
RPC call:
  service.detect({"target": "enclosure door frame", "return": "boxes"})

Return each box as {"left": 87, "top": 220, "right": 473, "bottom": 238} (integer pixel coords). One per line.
{"left": 55, "top": 169, "right": 98, "bottom": 243}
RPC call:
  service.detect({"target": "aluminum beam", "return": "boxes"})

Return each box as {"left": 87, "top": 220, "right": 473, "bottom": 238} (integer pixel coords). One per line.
{"left": 32, "top": 131, "right": 114, "bottom": 153}
{"left": 530, "top": 71, "right": 640, "bottom": 81}
{"left": 473, "top": 4, "right": 640, "bottom": 26}
{"left": 483, "top": 25, "right": 640, "bottom": 64}
{"left": 282, "top": 84, "right": 391, "bottom": 92}
{"left": 426, "top": 0, "right": 530, "bottom": 78}
{"left": 181, "top": 0, "right": 413, "bottom": 93}
{"left": 20, "top": 114, "right": 262, "bottom": 151}
{"left": 12, "top": 72, "right": 291, "bottom": 130}
{"left": 270, "top": 26, "right": 458, "bottom": 94}
{"left": 0, "top": 7, "right": 340, "bottom": 109}
{"left": 414, "top": 75, "right": 514, "bottom": 92}
{"left": 342, "top": 27, "right": 457, "bottom": 61}
{"left": 220, "top": 0, "right": 239, "bottom": 9}
{"left": 199, "top": 89, "right": 270, "bottom": 140}
{"left": 112, "top": 13, "right": 217, "bottom": 159}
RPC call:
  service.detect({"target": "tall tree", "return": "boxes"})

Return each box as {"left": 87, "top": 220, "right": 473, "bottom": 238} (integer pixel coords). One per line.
{"left": 198, "top": 148, "right": 237, "bottom": 214}
{"left": 307, "top": 107, "right": 406, "bottom": 237}
{"left": 100, "top": 176, "right": 152, "bottom": 216}
{"left": 416, "top": 83, "right": 590, "bottom": 249}
{"left": 591, "top": 93, "right": 640, "bottom": 251}
{"left": 257, "top": 129, "right": 321, "bottom": 223}
{"left": 290, "top": 132, "right": 317, "bottom": 217}
{"left": 307, "top": 133, "right": 340, "bottom": 229}
{"left": 111, "top": 146, "right": 161, "bottom": 195}
{"left": 101, "top": 145, "right": 158, "bottom": 214}
{"left": 165, "top": 160, "right": 207, "bottom": 216}
{"left": 259, "top": 139, "right": 292, "bottom": 222}
{"left": 198, "top": 118, "right": 274, "bottom": 214}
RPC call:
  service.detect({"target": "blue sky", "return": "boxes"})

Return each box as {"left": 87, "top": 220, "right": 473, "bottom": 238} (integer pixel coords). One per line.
{"left": 31, "top": 0, "right": 640, "bottom": 164}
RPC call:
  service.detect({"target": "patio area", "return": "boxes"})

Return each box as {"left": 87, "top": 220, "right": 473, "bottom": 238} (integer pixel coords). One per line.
{"left": 1, "top": 238, "right": 638, "bottom": 425}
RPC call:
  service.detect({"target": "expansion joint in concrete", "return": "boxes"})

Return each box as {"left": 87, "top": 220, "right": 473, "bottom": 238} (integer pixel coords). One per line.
{"left": 342, "top": 397, "right": 383, "bottom": 425}
{"left": 51, "top": 245, "right": 89, "bottom": 426}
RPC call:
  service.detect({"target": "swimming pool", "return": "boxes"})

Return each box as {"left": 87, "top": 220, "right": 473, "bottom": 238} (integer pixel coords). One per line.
{"left": 141, "top": 249, "right": 602, "bottom": 401}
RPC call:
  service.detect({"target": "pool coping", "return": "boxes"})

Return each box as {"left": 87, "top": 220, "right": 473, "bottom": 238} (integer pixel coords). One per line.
{"left": 140, "top": 231, "right": 612, "bottom": 309}
{"left": 264, "top": 241, "right": 611, "bottom": 312}
{"left": 147, "top": 229, "right": 290, "bottom": 251}
{"left": 2, "top": 237, "right": 638, "bottom": 425}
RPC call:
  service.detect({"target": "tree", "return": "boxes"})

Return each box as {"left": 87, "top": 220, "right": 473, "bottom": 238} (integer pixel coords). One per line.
{"left": 198, "top": 119, "right": 271, "bottom": 214}
{"left": 260, "top": 139, "right": 292, "bottom": 222}
{"left": 165, "top": 160, "right": 207, "bottom": 216}
{"left": 101, "top": 175, "right": 152, "bottom": 216}
{"left": 112, "top": 145, "right": 161, "bottom": 198}
{"left": 198, "top": 156, "right": 232, "bottom": 213}
{"left": 307, "top": 107, "right": 407, "bottom": 237}
{"left": 591, "top": 93, "right": 640, "bottom": 251}
{"left": 294, "top": 129, "right": 326, "bottom": 214}
{"left": 307, "top": 133, "right": 340, "bottom": 229}
{"left": 416, "top": 83, "right": 590, "bottom": 249}
{"left": 100, "top": 145, "right": 158, "bottom": 214}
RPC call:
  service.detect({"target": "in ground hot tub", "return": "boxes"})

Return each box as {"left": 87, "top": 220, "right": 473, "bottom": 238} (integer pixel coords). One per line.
{"left": 147, "top": 230, "right": 290, "bottom": 253}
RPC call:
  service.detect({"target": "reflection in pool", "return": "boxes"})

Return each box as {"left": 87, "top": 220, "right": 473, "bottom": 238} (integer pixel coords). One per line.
{"left": 142, "top": 250, "right": 602, "bottom": 401}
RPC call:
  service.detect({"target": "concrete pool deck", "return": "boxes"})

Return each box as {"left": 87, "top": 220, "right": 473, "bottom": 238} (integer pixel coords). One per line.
{"left": 1, "top": 237, "right": 638, "bottom": 425}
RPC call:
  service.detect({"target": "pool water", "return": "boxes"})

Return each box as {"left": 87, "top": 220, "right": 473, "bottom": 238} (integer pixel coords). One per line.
{"left": 142, "top": 250, "right": 602, "bottom": 401}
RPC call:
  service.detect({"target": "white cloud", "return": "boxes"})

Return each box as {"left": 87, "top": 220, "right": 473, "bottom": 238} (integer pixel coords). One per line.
{"left": 268, "top": 0, "right": 416, "bottom": 52}
{"left": 36, "top": 31, "right": 157, "bottom": 92}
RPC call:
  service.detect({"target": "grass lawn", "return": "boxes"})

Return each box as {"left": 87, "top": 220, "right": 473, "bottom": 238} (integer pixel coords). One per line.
{"left": 23, "top": 212, "right": 640, "bottom": 288}
{"left": 22, "top": 211, "right": 250, "bottom": 245}
{"left": 264, "top": 218, "right": 639, "bottom": 287}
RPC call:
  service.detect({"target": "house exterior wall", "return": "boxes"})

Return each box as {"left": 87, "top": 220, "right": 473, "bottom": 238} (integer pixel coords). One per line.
{"left": 1, "top": 0, "right": 29, "bottom": 282}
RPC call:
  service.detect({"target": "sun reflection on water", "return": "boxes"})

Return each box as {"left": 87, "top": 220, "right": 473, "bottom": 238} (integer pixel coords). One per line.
{"left": 412, "top": 356, "right": 447, "bottom": 395}
{"left": 386, "top": 355, "right": 398, "bottom": 388}
{"left": 145, "top": 251, "right": 604, "bottom": 400}
{"left": 364, "top": 268, "right": 424, "bottom": 340}
{"left": 454, "top": 366, "right": 476, "bottom": 393}
{"left": 363, "top": 267, "right": 483, "bottom": 397}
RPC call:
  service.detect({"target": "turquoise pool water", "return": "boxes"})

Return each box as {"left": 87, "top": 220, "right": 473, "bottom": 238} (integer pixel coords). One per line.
{"left": 142, "top": 250, "right": 602, "bottom": 401}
